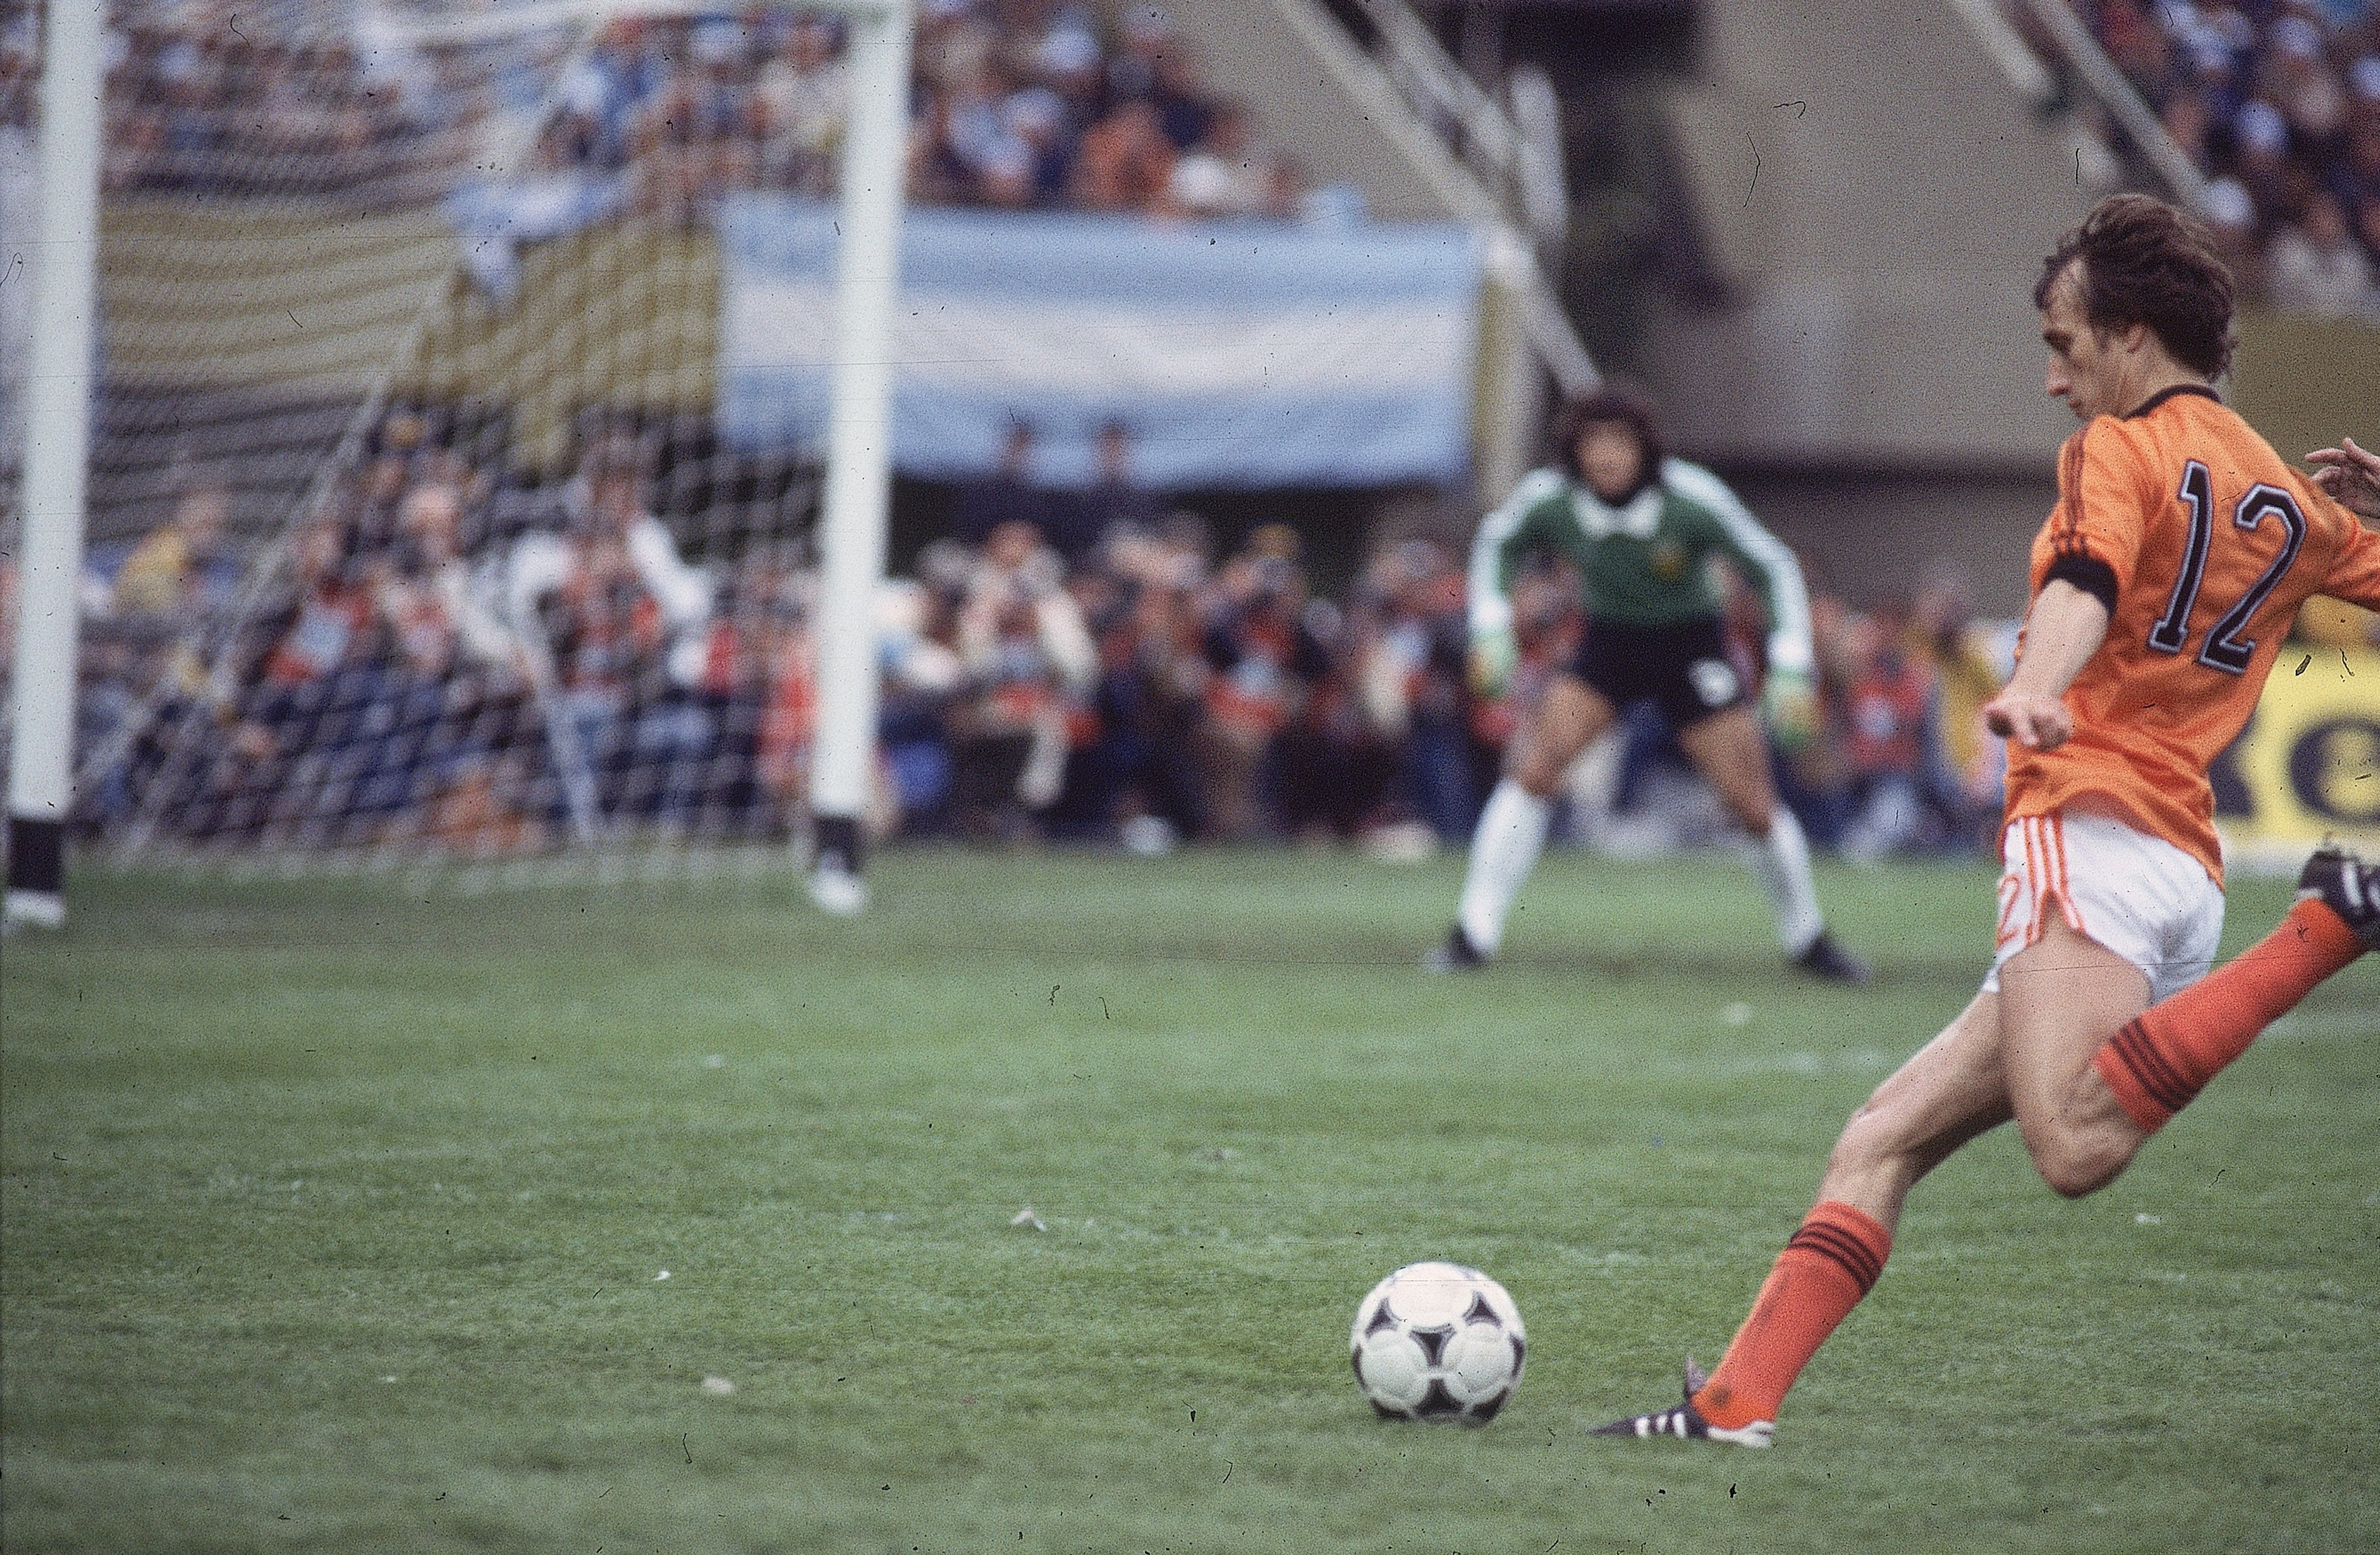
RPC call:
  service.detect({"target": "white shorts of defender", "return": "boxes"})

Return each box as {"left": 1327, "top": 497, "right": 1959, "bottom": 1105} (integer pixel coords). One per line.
{"left": 1983, "top": 810, "right": 2224, "bottom": 1004}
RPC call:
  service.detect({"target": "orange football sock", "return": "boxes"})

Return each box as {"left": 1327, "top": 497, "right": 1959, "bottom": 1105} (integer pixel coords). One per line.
{"left": 1691, "top": 1200, "right": 1890, "bottom": 1430}
{"left": 2094, "top": 899, "right": 2364, "bottom": 1134}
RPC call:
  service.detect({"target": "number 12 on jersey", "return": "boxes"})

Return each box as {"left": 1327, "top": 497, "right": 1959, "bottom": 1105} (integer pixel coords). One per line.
{"left": 2149, "top": 460, "right": 2307, "bottom": 674}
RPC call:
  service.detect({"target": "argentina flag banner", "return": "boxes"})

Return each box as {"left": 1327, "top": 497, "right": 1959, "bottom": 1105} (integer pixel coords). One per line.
{"left": 716, "top": 196, "right": 1483, "bottom": 491}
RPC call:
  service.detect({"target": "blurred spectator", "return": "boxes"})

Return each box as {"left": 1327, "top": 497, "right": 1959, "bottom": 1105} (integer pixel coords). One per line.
{"left": 1907, "top": 564, "right": 2008, "bottom": 841}
{"left": 1109, "top": 7, "right": 1211, "bottom": 151}
{"left": 1161, "top": 99, "right": 1288, "bottom": 220}
{"left": 1060, "top": 418, "right": 1163, "bottom": 561}
{"left": 1074, "top": 514, "right": 1211, "bottom": 850}
{"left": 1835, "top": 605, "right": 1944, "bottom": 863}
{"left": 1771, "top": 589, "right": 1861, "bottom": 849}
{"left": 72, "top": 421, "right": 2030, "bottom": 865}
{"left": 111, "top": 479, "right": 236, "bottom": 621}
{"left": 877, "top": 566, "right": 967, "bottom": 831}
{"left": 949, "top": 518, "right": 1096, "bottom": 839}
{"left": 1273, "top": 586, "right": 1402, "bottom": 845}
{"left": 1362, "top": 538, "right": 1477, "bottom": 843}
{"left": 255, "top": 517, "right": 378, "bottom": 695}
{"left": 949, "top": 417, "right": 1057, "bottom": 547}
{"left": 377, "top": 478, "right": 522, "bottom": 685}
{"left": 1194, "top": 523, "right": 1329, "bottom": 840}
{"left": 1005, "top": 83, "right": 1078, "bottom": 206}
{"left": 212, "top": 515, "right": 390, "bottom": 841}
{"left": 98, "top": 1, "right": 503, "bottom": 204}
{"left": 754, "top": 14, "right": 849, "bottom": 197}
{"left": 370, "top": 477, "right": 543, "bottom": 845}
{"left": 1071, "top": 97, "right": 1176, "bottom": 214}
{"left": 506, "top": 435, "right": 714, "bottom": 828}
{"left": 2265, "top": 187, "right": 2380, "bottom": 314}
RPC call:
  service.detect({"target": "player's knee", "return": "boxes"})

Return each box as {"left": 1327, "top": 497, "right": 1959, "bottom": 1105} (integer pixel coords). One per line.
{"left": 2025, "top": 1127, "right": 2129, "bottom": 1199}
{"left": 1827, "top": 1101, "right": 1906, "bottom": 1180}
{"left": 1722, "top": 789, "right": 1771, "bottom": 836}
{"left": 1511, "top": 758, "right": 1562, "bottom": 799}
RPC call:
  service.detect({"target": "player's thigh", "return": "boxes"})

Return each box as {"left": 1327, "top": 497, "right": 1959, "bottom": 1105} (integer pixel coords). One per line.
{"left": 1508, "top": 674, "right": 1617, "bottom": 794}
{"left": 1823, "top": 992, "right": 2013, "bottom": 1223}
{"left": 1994, "top": 915, "right": 2150, "bottom": 1134}
{"left": 1674, "top": 705, "right": 1780, "bottom": 828}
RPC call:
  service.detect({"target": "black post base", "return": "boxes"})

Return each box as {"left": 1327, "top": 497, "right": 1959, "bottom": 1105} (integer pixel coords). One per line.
{"left": 812, "top": 814, "right": 864, "bottom": 878}
{"left": 7, "top": 814, "right": 65, "bottom": 895}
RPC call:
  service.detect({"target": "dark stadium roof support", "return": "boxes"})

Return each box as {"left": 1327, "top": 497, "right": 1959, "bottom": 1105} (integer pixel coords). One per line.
{"left": 1989, "top": 0, "right": 2212, "bottom": 212}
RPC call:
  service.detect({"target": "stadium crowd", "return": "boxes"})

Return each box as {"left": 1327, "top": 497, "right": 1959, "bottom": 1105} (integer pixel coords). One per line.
{"left": 22, "top": 1, "right": 1312, "bottom": 224}
{"left": 15, "top": 2, "right": 2380, "bottom": 311}
{"left": 40, "top": 409, "right": 2019, "bottom": 865}
{"left": 536, "top": 1, "right": 1309, "bottom": 222}
{"left": 2026, "top": 0, "right": 2380, "bottom": 315}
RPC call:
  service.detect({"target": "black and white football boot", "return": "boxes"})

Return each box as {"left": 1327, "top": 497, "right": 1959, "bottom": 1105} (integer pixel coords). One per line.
{"left": 2297, "top": 843, "right": 2380, "bottom": 952}
{"left": 1792, "top": 929, "right": 1870, "bottom": 985}
{"left": 1589, "top": 1358, "right": 1775, "bottom": 1449}
{"left": 1422, "top": 923, "right": 1491, "bottom": 973}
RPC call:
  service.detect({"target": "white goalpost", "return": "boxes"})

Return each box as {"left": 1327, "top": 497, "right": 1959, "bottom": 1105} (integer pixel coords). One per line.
{"left": 3, "top": 0, "right": 913, "bottom": 925}
{"left": 803, "top": 0, "right": 911, "bottom": 917}
{"left": 5, "top": 0, "right": 105, "bottom": 931}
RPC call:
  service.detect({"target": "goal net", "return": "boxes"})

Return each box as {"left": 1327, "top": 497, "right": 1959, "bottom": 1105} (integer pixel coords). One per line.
{"left": 13, "top": 1, "right": 882, "bottom": 883}
{"left": 7, "top": 0, "right": 1511, "bottom": 888}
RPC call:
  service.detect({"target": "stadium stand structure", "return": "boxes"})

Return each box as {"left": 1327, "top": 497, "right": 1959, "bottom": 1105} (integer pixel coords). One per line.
{"left": 1318, "top": 0, "right": 2379, "bottom": 616}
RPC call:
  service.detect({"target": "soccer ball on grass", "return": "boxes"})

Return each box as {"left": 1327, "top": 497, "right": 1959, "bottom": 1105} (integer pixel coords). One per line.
{"left": 1349, "top": 1261, "right": 1525, "bottom": 1422}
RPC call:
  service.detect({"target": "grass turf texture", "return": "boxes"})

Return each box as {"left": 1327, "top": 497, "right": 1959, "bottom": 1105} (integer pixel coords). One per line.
{"left": 3, "top": 849, "right": 2374, "bottom": 1554}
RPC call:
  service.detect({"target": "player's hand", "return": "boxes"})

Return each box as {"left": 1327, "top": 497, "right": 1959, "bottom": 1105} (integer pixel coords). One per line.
{"left": 1761, "top": 665, "right": 1818, "bottom": 751}
{"left": 2306, "top": 435, "right": 2380, "bottom": 520}
{"left": 1982, "top": 688, "right": 2073, "bottom": 752}
{"left": 1468, "top": 630, "right": 1518, "bottom": 699}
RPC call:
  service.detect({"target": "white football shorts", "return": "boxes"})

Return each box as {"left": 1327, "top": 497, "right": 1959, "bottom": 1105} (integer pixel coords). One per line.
{"left": 1982, "top": 810, "right": 2224, "bottom": 1003}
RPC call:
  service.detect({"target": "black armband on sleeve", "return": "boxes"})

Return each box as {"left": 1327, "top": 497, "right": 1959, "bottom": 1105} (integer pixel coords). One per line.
{"left": 2042, "top": 553, "right": 2118, "bottom": 615}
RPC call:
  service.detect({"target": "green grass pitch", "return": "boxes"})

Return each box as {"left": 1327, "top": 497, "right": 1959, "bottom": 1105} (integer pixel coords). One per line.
{"left": 3, "top": 848, "right": 2374, "bottom": 1553}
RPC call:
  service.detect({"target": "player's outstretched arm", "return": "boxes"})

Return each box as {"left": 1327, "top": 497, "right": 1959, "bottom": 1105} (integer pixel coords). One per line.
{"left": 1983, "top": 579, "right": 2111, "bottom": 752}
{"left": 2307, "top": 436, "right": 2380, "bottom": 520}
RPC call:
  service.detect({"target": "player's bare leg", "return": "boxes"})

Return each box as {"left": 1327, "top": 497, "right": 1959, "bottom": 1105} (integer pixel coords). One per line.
{"left": 1431, "top": 675, "right": 1615, "bottom": 968}
{"left": 1596, "top": 993, "right": 2012, "bottom": 1443}
{"left": 1676, "top": 706, "right": 1864, "bottom": 982}
{"left": 1509, "top": 673, "right": 1618, "bottom": 798}
{"left": 2000, "top": 855, "right": 2376, "bottom": 1188}
{"left": 1674, "top": 705, "right": 1777, "bottom": 838}
{"left": 1993, "top": 917, "right": 2152, "bottom": 1198}
{"left": 1814, "top": 992, "right": 2017, "bottom": 1229}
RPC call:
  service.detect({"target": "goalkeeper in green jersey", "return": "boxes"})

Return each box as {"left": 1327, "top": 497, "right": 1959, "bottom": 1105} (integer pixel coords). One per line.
{"left": 1426, "top": 387, "right": 1868, "bottom": 982}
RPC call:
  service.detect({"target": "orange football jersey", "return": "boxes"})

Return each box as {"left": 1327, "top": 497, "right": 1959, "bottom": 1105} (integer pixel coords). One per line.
{"left": 2006, "top": 386, "right": 2380, "bottom": 884}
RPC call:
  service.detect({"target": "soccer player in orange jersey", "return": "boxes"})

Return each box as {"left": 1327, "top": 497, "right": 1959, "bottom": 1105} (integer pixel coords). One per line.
{"left": 1593, "top": 193, "right": 2380, "bottom": 1447}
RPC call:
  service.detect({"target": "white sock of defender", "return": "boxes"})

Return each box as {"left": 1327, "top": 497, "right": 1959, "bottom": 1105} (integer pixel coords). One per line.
{"left": 1746, "top": 805, "right": 1825, "bottom": 956}
{"left": 1458, "top": 779, "right": 1552, "bottom": 956}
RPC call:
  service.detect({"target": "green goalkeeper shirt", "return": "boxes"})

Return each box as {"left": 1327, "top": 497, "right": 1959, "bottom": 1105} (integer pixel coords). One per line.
{"left": 1465, "top": 458, "right": 1817, "bottom": 675}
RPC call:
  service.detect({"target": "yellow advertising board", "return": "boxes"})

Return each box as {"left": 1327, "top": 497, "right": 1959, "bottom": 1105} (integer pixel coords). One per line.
{"left": 2216, "top": 646, "right": 2380, "bottom": 865}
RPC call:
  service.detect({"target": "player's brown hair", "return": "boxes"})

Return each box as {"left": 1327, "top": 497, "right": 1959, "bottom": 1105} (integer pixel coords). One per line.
{"left": 1551, "top": 385, "right": 1666, "bottom": 487}
{"left": 2035, "top": 193, "right": 2236, "bottom": 379}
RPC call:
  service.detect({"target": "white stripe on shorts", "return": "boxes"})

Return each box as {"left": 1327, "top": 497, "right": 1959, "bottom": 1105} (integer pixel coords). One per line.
{"left": 1984, "top": 809, "right": 2224, "bottom": 1003}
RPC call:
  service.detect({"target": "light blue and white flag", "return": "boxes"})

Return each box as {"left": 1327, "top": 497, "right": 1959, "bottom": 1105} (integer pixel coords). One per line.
{"left": 716, "top": 196, "right": 1483, "bottom": 490}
